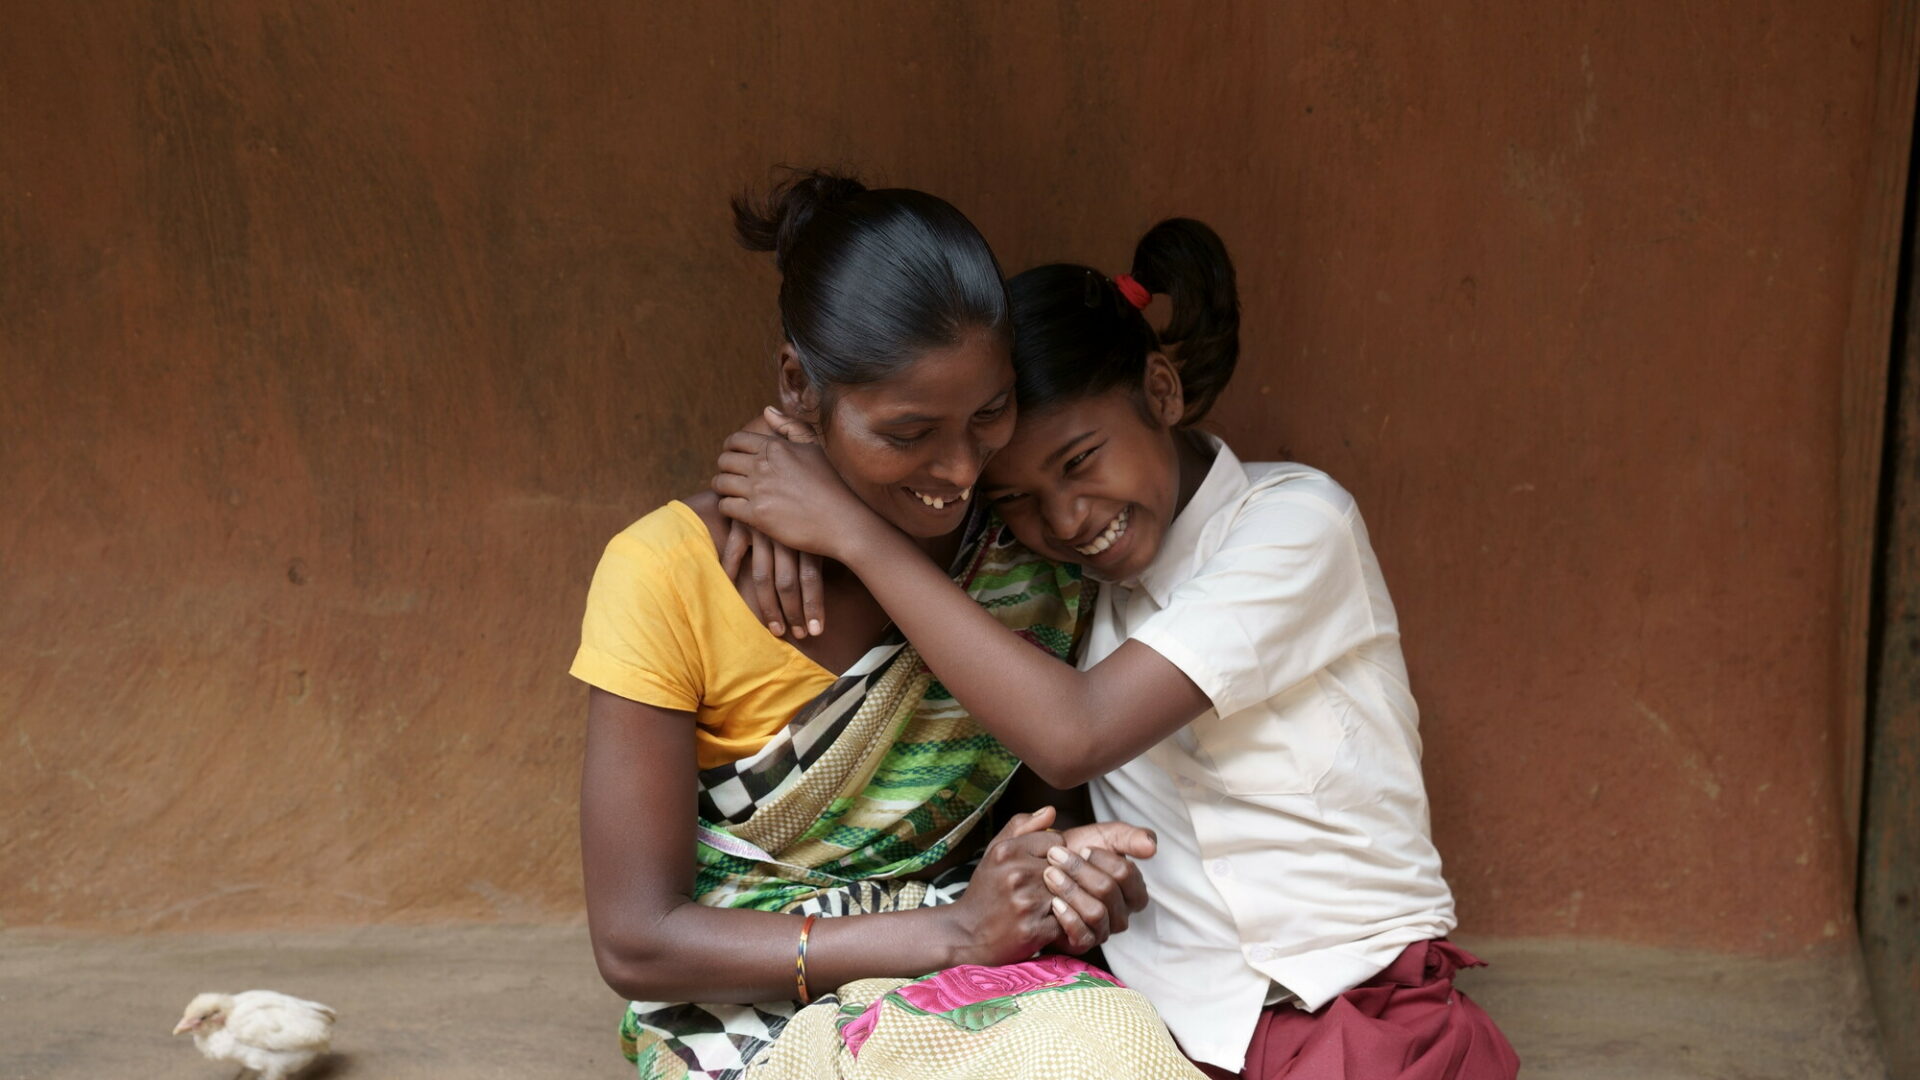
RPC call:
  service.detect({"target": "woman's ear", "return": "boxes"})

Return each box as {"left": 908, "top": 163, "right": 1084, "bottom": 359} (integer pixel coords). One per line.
{"left": 777, "top": 345, "right": 823, "bottom": 424}
{"left": 1142, "top": 352, "right": 1186, "bottom": 427}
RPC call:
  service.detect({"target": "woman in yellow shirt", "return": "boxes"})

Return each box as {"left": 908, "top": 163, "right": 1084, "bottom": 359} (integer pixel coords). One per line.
{"left": 573, "top": 171, "right": 1200, "bottom": 1080}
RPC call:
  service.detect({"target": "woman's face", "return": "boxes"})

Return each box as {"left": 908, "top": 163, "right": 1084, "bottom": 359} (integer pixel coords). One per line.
{"left": 978, "top": 358, "right": 1185, "bottom": 583}
{"left": 793, "top": 330, "right": 1018, "bottom": 540}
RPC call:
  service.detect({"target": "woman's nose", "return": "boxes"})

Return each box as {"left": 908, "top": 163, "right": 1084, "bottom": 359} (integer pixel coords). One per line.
{"left": 926, "top": 436, "right": 986, "bottom": 489}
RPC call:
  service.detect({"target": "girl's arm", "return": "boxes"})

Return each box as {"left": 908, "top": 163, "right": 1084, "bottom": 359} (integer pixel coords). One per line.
{"left": 581, "top": 689, "right": 1134, "bottom": 1001}
{"left": 715, "top": 434, "right": 1212, "bottom": 789}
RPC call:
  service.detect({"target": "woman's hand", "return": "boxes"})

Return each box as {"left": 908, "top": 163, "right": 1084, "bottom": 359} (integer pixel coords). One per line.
{"left": 719, "top": 411, "right": 828, "bottom": 638}
{"left": 949, "top": 807, "right": 1152, "bottom": 962}
{"left": 714, "top": 414, "right": 876, "bottom": 562}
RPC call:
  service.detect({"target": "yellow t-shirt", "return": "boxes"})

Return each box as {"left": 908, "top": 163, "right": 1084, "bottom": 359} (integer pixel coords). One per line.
{"left": 570, "top": 501, "right": 837, "bottom": 770}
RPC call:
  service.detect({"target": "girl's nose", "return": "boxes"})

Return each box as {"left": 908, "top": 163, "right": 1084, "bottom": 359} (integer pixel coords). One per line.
{"left": 1042, "top": 495, "right": 1085, "bottom": 546}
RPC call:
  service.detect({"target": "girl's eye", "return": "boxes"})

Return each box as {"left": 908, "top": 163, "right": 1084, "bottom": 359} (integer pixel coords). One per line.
{"left": 1064, "top": 448, "right": 1096, "bottom": 472}
{"left": 990, "top": 491, "right": 1028, "bottom": 506}
{"left": 884, "top": 430, "right": 931, "bottom": 448}
{"left": 973, "top": 403, "right": 1010, "bottom": 423}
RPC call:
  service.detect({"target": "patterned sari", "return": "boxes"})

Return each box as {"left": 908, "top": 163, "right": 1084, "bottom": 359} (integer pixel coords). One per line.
{"left": 621, "top": 514, "right": 1201, "bottom": 1080}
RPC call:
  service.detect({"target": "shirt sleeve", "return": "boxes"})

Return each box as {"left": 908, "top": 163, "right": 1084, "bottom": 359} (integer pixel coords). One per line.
{"left": 1130, "top": 488, "right": 1377, "bottom": 719}
{"left": 569, "top": 531, "right": 703, "bottom": 712}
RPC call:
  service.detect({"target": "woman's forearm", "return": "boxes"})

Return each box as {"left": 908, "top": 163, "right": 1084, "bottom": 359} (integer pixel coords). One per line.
{"left": 594, "top": 899, "right": 971, "bottom": 1003}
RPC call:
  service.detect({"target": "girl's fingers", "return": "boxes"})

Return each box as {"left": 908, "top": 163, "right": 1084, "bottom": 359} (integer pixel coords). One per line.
{"left": 1049, "top": 894, "right": 1097, "bottom": 953}
{"left": 750, "top": 529, "right": 782, "bottom": 636}
{"left": 716, "top": 450, "right": 760, "bottom": 477}
{"left": 711, "top": 472, "right": 749, "bottom": 500}
{"left": 1046, "top": 848, "right": 1123, "bottom": 936}
{"left": 722, "top": 429, "right": 774, "bottom": 454}
{"left": 772, "top": 539, "right": 806, "bottom": 638}
{"left": 763, "top": 406, "right": 819, "bottom": 444}
{"left": 1079, "top": 846, "right": 1148, "bottom": 915}
{"left": 799, "top": 551, "right": 825, "bottom": 637}
{"left": 721, "top": 519, "right": 751, "bottom": 581}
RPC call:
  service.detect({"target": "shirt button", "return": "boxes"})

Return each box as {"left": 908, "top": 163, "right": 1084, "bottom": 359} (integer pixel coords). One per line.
{"left": 1210, "top": 859, "right": 1232, "bottom": 878}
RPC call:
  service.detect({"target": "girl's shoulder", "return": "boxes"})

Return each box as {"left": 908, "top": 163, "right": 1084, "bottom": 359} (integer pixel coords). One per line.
{"left": 1236, "top": 460, "right": 1359, "bottom": 525}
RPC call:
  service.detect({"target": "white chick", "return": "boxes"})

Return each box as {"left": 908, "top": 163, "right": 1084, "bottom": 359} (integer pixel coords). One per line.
{"left": 172, "top": 990, "right": 336, "bottom": 1080}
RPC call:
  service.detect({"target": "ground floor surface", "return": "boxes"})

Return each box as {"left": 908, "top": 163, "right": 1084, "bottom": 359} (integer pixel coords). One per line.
{"left": 0, "top": 925, "right": 1887, "bottom": 1078}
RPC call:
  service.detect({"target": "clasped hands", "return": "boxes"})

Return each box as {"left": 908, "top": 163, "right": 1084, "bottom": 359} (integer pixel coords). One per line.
{"left": 956, "top": 805, "right": 1156, "bottom": 964}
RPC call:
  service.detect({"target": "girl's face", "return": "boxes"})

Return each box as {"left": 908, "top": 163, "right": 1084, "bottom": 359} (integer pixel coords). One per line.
{"left": 979, "top": 356, "right": 1186, "bottom": 583}
{"left": 785, "top": 330, "right": 1018, "bottom": 540}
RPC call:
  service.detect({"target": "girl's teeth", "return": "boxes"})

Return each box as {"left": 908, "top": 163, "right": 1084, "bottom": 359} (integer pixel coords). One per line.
{"left": 1074, "top": 508, "right": 1129, "bottom": 556}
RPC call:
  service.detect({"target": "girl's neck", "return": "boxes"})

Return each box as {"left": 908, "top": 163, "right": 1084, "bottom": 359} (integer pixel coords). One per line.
{"left": 1170, "top": 427, "right": 1217, "bottom": 522}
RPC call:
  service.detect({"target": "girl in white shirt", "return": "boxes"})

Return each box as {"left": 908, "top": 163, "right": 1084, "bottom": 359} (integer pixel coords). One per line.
{"left": 716, "top": 219, "right": 1519, "bottom": 1080}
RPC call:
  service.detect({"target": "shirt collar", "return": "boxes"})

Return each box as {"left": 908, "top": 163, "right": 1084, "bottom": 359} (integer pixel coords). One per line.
{"left": 1132, "top": 433, "right": 1249, "bottom": 607}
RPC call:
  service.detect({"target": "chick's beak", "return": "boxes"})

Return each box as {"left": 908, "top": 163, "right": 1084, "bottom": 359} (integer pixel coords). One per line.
{"left": 172, "top": 1017, "right": 198, "bottom": 1035}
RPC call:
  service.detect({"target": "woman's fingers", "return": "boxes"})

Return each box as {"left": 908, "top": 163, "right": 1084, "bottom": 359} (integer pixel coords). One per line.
{"left": 1045, "top": 847, "right": 1123, "bottom": 937}
{"left": 798, "top": 551, "right": 825, "bottom": 637}
{"left": 750, "top": 527, "right": 783, "bottom": 636}
{"left": 771, "top": 539, "right": 807, "bottom": 638}
{"left": 993, "top": 805, "right": 1058, "bottom": 843}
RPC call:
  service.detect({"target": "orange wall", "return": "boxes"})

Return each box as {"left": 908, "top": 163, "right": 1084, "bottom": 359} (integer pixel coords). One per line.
{"left": 0, "top": 2, "right": 1892, "bottom": 949}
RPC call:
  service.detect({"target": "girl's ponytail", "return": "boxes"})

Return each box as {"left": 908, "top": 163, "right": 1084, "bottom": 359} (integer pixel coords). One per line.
{"left": 1128, "top": 219, "right": 1239, "bottom": 425}
{"left": 1008, "top": 217, "right": 1240, "bottom": 426}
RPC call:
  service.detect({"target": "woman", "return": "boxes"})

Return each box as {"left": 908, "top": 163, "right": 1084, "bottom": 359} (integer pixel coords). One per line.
{"left": 574, "top": 170, "right": 1200, "bottom": 1080}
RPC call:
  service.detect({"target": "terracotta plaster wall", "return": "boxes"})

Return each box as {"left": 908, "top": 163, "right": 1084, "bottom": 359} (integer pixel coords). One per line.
{"left": 0, "top": 2, "right": 1894, "bottom": 949}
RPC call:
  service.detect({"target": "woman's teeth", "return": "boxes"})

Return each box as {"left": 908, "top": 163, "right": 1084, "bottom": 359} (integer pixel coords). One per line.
{"left": 910, "top": 487, "right": 971, "bottom": 509}
{"left": 1075, "top": 507, "right": 1130, "bottom": 556}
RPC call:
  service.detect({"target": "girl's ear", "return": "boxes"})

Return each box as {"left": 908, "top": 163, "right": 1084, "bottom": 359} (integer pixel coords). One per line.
{"left": 777, "top": 345, "right": 823, "bottom": 424}
{"left": 1142, "top": 352, "right": 1186, "bottom": 428}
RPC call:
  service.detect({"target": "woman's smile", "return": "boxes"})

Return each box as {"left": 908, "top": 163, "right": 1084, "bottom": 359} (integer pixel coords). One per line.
{"left": 905, "top": 484, "right": 974, "bottom": 511}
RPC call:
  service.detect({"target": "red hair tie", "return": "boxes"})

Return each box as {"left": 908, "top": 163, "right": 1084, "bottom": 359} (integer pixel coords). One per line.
{"left": 1114, "top": 274, "right": 1151, "bottom": 310}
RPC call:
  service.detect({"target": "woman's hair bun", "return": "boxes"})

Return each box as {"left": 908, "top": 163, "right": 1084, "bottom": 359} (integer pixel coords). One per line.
{"left": 731, "top": 168, "right": 869, "bottom": 271}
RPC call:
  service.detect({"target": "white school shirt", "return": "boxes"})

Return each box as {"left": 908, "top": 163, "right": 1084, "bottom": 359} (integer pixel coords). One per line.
{"left": 1085, "top": 437, "right": 1456, "bottom": 1073}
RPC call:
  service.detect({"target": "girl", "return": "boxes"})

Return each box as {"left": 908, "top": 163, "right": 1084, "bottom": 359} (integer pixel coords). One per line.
{"left": 573, "top": 170, "right": 1198, "bottom": 1080}
{"left": 715, "top": 219, "right": 1521, "bottom": 1079}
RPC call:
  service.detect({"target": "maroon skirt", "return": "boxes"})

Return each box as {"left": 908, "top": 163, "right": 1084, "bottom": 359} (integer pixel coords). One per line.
{"left": 1196, "top": 940, "right": 1519, "bottom": 1080}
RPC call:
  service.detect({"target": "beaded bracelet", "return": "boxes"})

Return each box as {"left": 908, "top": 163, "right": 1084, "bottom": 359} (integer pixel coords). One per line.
{"left": 795, "top": 914, "right": 819, "bottom": 1004}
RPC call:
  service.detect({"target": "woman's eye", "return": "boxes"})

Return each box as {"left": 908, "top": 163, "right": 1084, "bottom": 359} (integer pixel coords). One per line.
{"left": 973, "top": 404, "right": 1009, "bottom": 423}
{"left": 990, "top": 492, "right": 1027, "bottom": 506}
{"left": 885, "top": 430, "right": 931, "bottom": 448}
{"left": 1065, "top": 448, "right": 1095, "bottom": 472}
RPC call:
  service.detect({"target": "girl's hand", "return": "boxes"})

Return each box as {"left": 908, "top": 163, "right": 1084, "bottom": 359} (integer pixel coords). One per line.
{"left": 947, "top": 808, "right": 1070, "bottom": 966}
{"left": 719, "top": 411, "right": 827, "bottom": 638}
{"left": 950, "top": 807, "right": 1149, "bottom": 961}
{"left": 714, "top": 423, "right": 874, "bottom": 563}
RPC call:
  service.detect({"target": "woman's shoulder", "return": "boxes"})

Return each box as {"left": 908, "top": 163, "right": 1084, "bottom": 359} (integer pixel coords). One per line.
{"left": 601, "top": 496, "right": 726, "bottom": 566}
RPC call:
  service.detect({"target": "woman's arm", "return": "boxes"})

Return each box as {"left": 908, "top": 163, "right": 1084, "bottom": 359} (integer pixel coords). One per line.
{"left": 714, "top": 434, "right": 1212, "bottom": 788}
{"left": 581, "top": 689, "right": 1135, "bottom": 1001}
